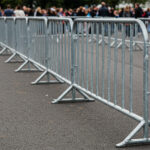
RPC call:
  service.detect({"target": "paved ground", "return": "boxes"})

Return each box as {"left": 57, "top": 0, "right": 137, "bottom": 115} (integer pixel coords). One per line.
{"left": 0, "top": 55, "right": 150, "bottom": 150}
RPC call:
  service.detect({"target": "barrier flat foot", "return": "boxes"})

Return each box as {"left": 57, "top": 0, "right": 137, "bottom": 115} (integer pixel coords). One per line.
{"left": 31, "top": 70, "right": 64, "bottom": 85}
{"left": 0, "top": 47, "right": 12, "bottom": 56}
{"left": 52, "top": 85, "right": 94, "bottom": 104}
{"left": 15, "top": 60, "right": 43, "bottom": 72}
{"left": 116, "top": 138, "right": 150, "bottom": 148}
{"left": 5, "top": 53, "right": 24, "bottom": 63}
{"left": 116, "top": 141, "right": 127, "bottom": 148}
{"left": 116, "top": 121, "right": 150, "bottom": 148}
{"left": 31, "top": 80, "right": 63, "bottom": 85}
{"left": 52, "top": 98, "right": 94, "bottom": 104}
{"left": 51, "top": 99, "right": 59, "bottom": 104}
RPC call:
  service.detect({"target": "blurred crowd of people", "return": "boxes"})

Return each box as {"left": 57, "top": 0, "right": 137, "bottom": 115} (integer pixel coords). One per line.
{"left": 0, "top": 2, "right": 150, "bottom": 18}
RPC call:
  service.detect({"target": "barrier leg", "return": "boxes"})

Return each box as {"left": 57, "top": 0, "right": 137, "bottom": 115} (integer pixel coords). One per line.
{"left": 117, "top": 42, "right": 122, "bottom": 49}
{"left": 15, "top": 60, "right": 43, "bottom": 72}
{"left": 52, "top": 85, "right": 94, "bottom": 104}
{"left": 0, "top": 47, "right": 11, "bottom": 55}
{"left": 31, "top": 70, "right": 64, "bottom": 85}
{"left": 5, "top": 53, "right": 24, "bottom": 63}
{"left": 132, "top": 42, "right": 143, "bottom": 51}
{"left": 110, "top": 41, "right": 115, "bottom": 48}
{"left": 116, "top": 120, "right": 150, "bottom": 147}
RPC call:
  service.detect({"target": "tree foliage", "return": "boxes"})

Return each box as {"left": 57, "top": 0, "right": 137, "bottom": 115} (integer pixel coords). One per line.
{"left": 0, "top": 0, "right": 148, "bottom": 9}
{"left": 129, "top": 0, "right": 147, "bottom": 5}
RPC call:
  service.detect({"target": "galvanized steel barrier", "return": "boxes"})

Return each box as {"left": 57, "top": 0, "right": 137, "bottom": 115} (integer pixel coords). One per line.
{"left": 0, "top": 17, "right": 150, "bottom": 148}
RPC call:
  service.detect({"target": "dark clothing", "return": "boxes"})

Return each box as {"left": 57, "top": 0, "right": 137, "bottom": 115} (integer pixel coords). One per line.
{"left": 90, "top": 10, "right": 97, "bottom": 17}
{"left": 135, "top": 7, "right": 143, "bottom": 18}
{"left": 36, "top": 11, "right": 43, "bottom": 16}
{"left": 28, "top": 10, "right": 34, "bottom": 16}
{"left": 48, "top": 12, "right": 57, "bottom": 16}
{"left": 109, "top": 11, "right": 115, "bottom": 17}
{"left": 98, "top": 6, "right": 109, "bottom": 17}
{"left": 71, "top": 12, "right": 77, "bottom": 16}
{"left": 119, "top": 9, "right": 124, "bottom": 17}
{"left": 77, "top": 10, "right": 85, "bottom": 16}
{"left": 0, "top": 12, "right": 2, "bottom": 16}
{"left": 4, "top": 9, "right": 14, "bottom": 16}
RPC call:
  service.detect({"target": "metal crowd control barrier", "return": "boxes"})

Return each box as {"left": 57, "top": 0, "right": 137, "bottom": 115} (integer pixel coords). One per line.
{"left": 0, "top": 17, "right": 13, "bottom": 55}
{"left": 15, "top": 18, "right": 48, "bottom": 72}
{"left": 31, "top": 17, "right": 73, "bottom": 84}
{"left": 140, "top": 18, "right": 150, "bottom": 33}
{"left": 0, "top": 17, "right": 150, "bottom": 148}
{"left": 53, "top": 18, "right": 150, "bottom": 147}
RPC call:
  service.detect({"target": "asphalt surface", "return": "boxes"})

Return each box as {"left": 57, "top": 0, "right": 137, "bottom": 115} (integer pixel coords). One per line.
{"left": 0, "top": 52, "right": 150, "bottom": 150}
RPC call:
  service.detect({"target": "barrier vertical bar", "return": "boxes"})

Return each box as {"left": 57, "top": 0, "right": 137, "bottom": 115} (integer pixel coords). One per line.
{"left": 143, "top": 38, "right": 149, "bottom": 139}
{"left": 86, "top": 22, "right": 89, "bottom": 90}
{"left": 81, "top": 22, "right": 85, "bottom": 88}
{"left": 107, "top": 23, "right": 111, "bottom": 102}
{"left": 90, "top": 22, "right": 94, "bottom": 93}
{"left": 129, "top": 24, "right": 133, "bottom": 112}
{"left": 102, "top": 23, "right": 105, "bottom": 98}
{"left": 114, "top": 23, "right": 118, "bottom": 105}
{"left": 121, "top": 23, "right": 125, "bottom": 108}
{"left": 96, "top": 22, "right": 99, "bottom": 96}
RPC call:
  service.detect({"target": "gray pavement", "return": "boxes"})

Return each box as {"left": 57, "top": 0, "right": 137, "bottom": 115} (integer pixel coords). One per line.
{"left": 0, "top": 55, "right": 150, "bottom": 150}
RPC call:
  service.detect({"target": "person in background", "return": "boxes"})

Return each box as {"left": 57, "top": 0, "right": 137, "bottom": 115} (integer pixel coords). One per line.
{"left": 109, "top": 8, "right": 115, "bottom": 17}
{"left": 14, "top": 5, "right": 25, "bottom": 17}
{"left": 123, "top": 6, "right": 133, "bottom": 36}
{"left": 41, "top": 9, "right": 47, "bottom": 16}
{"left": 35, "top": 7, "right": 43, "bottom": 16}
{"left": 98, "top": 2, "right": 109, "bottom": 17}
{"left": 71, "top": 9, "right": 77, "bottom": 16}
{"left": 119, "top": 8, "right": 124, "bottom": 17}
{"left": 90, "top": 6, "right": 98, "bottom": 17}
{"left": 4, "top": 4, "right": 14, "bottom": 16}
{"left": 134, "top": 3, "right": 143, "bottom": 18}
{"left": 27, "top": 7, "right": 34, "bottom": 16}
{"left": 142, "top": 9, "right": 148, "bottom": 17}
{"left": 58, "top": 8, "right": 65, "bottom": 17}
{"left": 65, "top": 9, "right": 73, "bottom": 16}
{"left": 146, "top": 8, "right": 150, "bottom": 32}
{"left": 23, "top": 6, "right": 28, "bottom": 16}
{"left": 114, "top": 10, "right": 119, "bottom": 18}
{"left": 123, "top": 6, "right": 133, "bottom": 17}
{"left": 0, "top": 6, "right": 2, "bottom": 16}
{"left": 47, "top": 8, "right": 57, "bottom": 16}
{"left": 77, "top": 6, "right": 86, "bottom": 16}
{"left": 86, "top": 8, "right": 91, "bottom": 17}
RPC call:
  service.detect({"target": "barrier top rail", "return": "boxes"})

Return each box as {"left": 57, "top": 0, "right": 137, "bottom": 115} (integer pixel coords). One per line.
{"left": 47, "top": 17, "right": 73, "bottom": 30}
{"left": 73, "top": 18, "right": 149, "bottom": 43}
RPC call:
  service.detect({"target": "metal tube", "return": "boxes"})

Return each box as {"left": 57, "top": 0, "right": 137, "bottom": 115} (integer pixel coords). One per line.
{"left": 64, "top": 22, "right": 67, "bottom": 79}
{"left": 121, "top": 23, "right": 125, "bottom": 108}
{"left": 107, "top": 23, "right": 111, "bottom": 101}
{"left": 67, "top": 22, "right": 71, "bottom": 81}
{"left": 102, "top": 23, "right": 105, "bottom": 98}
{"left": 86, "top": 22, "right": 89, "bottom": 90}
{"left": 73, "top": 83, "right": 143, "bottom": 122}
{"left": 81, "top": 22, "right": 85, "bottom": 88}
{"left": 143, "top": 40, "right": 149, "bottom": 139}
{"left": 90, "top": 22, "right": 94, "bottom": 93}
{"left": 76, "top": 23, "right": 80, "bottom": 85}
{"left": 61, "top": 21, "right": 64, "bottom": 76}
{"left": 96, "top": 22, "right": 99, "bottom": 96}
{"left": 114, "top": 23, "right": 118, "bottom": 105}
{"left": 129, "top": 24, "right": 133, "bottom": 112}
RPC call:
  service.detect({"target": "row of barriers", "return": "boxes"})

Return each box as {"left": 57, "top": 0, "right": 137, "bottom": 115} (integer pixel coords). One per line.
{"left": 0, "top": 17, "right": 150, "bottom": 147}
